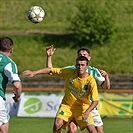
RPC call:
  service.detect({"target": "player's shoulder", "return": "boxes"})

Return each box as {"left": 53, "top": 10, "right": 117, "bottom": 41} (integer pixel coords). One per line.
{"left": 52, "top": 67, "right": 76, "bottom": 73}
{"left": 63, "top": 65, "right": 76, "bottom": 69}
{"left": 86, "top": 73, "right": 96, "bottom": 83}
{"left": 62, "top": 67, "right": 76, "bottom": 73}
{"left": 0, "top": 53, "right": 14, "bottom": 64}
{"left": 88, "top": 66, "right": 98, "bottom": 71}
{"left": 88, "top": 73, "right": 95, "bottom": 79}
{"left": 88, "top": 65, "right": 100, "bottom": 73}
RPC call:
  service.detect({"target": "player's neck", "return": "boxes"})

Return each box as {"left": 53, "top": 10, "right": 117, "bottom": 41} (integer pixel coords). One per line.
{"left": 78, "top": 72, "right": 89, "bottom": 78}
{"left": 0, "top": 51, "right": 10, "bottom": 57}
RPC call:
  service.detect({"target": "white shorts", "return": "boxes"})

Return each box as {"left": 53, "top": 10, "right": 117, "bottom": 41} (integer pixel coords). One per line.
{"left": 91, "top": 110, "right": 103, "bottom": 127}
{"left": 0, "top": 96, "right": 10, "bottom": 126}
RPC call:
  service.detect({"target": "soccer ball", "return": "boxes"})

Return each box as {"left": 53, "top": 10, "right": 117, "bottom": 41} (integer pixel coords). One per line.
{"left": 28, "top": 6, "right": 45, "bottom": 23}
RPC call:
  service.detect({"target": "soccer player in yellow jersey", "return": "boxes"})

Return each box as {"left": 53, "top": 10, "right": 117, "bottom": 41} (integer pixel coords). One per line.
{"left": 23, "top": 56, "right": 99, "bottom": 133}
{"left": 46, "top": 46, "right": 110, "bottom": 133}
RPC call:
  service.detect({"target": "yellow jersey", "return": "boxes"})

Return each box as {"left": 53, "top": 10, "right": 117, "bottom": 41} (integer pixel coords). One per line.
{"left": 51, "top": 68, "right": 99, "bottom": 108}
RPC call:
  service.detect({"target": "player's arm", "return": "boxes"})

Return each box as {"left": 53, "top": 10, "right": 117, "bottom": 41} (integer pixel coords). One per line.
{"left": 46, "top": 45, "right": 56, "bottom": 68}
{"left": 23, "top": 68, "right": 51, "bottom": 77}
{"left": 4, "top": 62, "right": 22, "bottom": 102}
{"left": 99, "top": 69, "right": 110, "bottom": 90}
{"left": 12, "top": 82, "right": 22, "bottom": 102}
{"left": 82, "top": 100, "right": 98, "bottom": 122}
{"left": 46, "top": 46, "right": 75, "bottom": 70}
{"left": 82, "top": 77, "right": 99, "bottom": 121}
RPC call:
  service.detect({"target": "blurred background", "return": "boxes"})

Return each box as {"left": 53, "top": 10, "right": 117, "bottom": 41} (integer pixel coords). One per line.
{"left": 1, "top": 0, "right": 132, "bottom": 74}
{"left": 0, "top": 0, "right": 132, "bottom": 133}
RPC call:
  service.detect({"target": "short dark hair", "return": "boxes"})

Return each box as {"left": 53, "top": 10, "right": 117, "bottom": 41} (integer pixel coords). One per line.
{"left": 0, "top": 37, "right": 13, "bottom": 52}
{"left": 76, "top": 56, "right": 88, "bottom": 65}
{"left": 77, "top": 47, "right": 90, "bottom": 55}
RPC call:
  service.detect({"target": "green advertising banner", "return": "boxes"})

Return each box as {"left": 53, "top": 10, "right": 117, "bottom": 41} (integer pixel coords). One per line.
{"left": 98, "top": 93, "right": 133, "bottom": 118}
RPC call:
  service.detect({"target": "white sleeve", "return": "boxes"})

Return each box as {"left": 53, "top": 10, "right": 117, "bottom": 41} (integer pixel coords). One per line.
{"left": 4, "top": 63, "right": 21, "bottom": 82}
{"left": 89, "top": 67, "right": 105, "bottom": 86}
{"left": 95, "top": 76, "right": 105, "bottom": 85}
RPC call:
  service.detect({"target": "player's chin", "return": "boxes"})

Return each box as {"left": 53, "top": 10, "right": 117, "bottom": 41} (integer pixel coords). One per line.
{"left": 79, "top": 70, "right": 84, "bottom": 74}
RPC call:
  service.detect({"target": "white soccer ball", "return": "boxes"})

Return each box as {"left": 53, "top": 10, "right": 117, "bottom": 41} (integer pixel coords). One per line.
{"left": 28, "top": 6, "right": 45, "bottom": 23}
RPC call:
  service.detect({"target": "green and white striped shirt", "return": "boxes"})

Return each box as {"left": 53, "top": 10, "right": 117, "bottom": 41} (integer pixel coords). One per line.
{"left": 0, "top": 52, "right": 21, "bottom": 100}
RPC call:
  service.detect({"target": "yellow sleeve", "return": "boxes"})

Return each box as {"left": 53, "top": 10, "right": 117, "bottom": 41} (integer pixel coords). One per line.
{"left": 50, "top": 68, "right": 73, "bottom": 77}
{"left": 50, "top": 68, "right": 62, "bottom": 75}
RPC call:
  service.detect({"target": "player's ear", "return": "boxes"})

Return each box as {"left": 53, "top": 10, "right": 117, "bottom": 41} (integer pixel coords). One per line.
{"left": 85, "top": 66, "right": 88, "bottom": 72}
{"left": 10, "top": 48, "right": 13, "bottom": 54}
{"left": 88, "top": 56, "right": 91, "bottom": 61}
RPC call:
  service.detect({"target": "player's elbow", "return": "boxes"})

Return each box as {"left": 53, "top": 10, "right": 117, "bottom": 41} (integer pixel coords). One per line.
{"left": 106, "top": 85, "right": 110, "bottom": 90}
{"left": 102, "top": 82, "right": 110, "bottom": 90}
{"left": 13, "top": 82, "right": 22, "bottom": 91}
{"left": 105, "top": 82, "right": 110, "bottom": 90}
{"left": 94, "top": 100, "right": 99, "bottom": 106}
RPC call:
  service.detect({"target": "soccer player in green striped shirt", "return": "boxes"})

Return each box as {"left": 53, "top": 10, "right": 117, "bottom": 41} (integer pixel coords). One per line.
{"left": 46, "top": 46, "right": 110, "bottom": 133}
{"left": 0, "top": 37, "right": 22, "bottom": 133}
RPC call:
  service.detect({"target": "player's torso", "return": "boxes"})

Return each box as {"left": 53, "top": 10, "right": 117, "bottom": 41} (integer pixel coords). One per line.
{"left": 62, "top": 65, "right": 103, "bottom": 110}
{"left": 63, "top": 72, "right": 94, "bottom": 107}
{"left": 51, "top": 67, "right": 98, "bottom": 107}
{"left": 0, "top": 53, "right": 11, "bottom": 99}
{"left": 0, "top": 53, "right": 12, "bottom": 84}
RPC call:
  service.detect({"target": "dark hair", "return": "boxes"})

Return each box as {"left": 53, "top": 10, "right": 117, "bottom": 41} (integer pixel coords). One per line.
{"left": 77, "top": 47, "right": 90, "bottom": 55}
{"left": 76, "top": 56, "right": 88, "bottom": 65}
{"left": 0, "top": 37, "right": 13, "bottom": 52}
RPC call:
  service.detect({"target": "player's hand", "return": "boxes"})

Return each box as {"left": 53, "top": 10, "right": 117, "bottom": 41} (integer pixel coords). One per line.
{"left": 82, "top": 112, "right": 89, "bottom": 122}
{"left": 99, "top": 69, "right": 108, "bottom": 77}
{"left": 46, "top": 45, "right": 56, "bottom": 57}
{"left": 12, "top": 91, "right": 20, "bottom": 102}
{"left": 23, "top": 70, "right": 35, "bottom": 77}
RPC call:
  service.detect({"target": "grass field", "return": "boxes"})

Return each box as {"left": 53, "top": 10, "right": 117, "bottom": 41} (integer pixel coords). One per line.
{"left": 9, "top": 117, "right": 132, "bottom": 133}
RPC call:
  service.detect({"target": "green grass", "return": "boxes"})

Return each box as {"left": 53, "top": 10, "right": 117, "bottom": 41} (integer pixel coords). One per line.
{"left": 1, "top": 0, "right": 132, "bottom": 32}
{"left": 1, "top": 0, "right": 78, "bottom": 31}
{"left": 7, "top": 34, "right": 132, "bottom": 75}
{"left": 0, "top": 0, "right": 133, "bottom": 74}
{"left": 9, "top": 117, "right": 133, "bottom": 133}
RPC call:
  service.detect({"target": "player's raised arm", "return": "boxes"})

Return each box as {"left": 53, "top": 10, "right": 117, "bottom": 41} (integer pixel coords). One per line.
{"left": 99, "top": 69, "right": 110, "bottom": 90}
{"left": 23, "top": 68, "right": 51, "bottom": 77}
{"left": 46, "top": 45, "right": 56, "bottom": 68}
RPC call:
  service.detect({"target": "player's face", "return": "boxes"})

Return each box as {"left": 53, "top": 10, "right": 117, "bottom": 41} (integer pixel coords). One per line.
{"left": 78, "top": 50, "right": 91, "bottom": 61}
{"left": 76, "top": 60, "right": 88, "bottom": 75}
